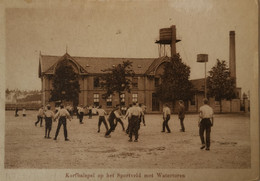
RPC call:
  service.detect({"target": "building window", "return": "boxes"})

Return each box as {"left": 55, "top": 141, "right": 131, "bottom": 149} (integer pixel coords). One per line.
{"left": 106, "top": 95, "right": 112, "bottom": 107}
{"left": 94, "top": 93, "right": 99, "bottom": 106}
{"left": 236, "top": 92, "right": 240, "bottom": 98}
{"left": 132, "top": 77, "right": 138, "bottom": 89}
{"left": 94, "top": 77, "right": 100, "bottom": 88}
{"left": 120, "top": 93, "right": 125, "bottom": 106}
{"left": 132, "top": 93, "right": 138, "bottom": 103}
{"left": 191, "top": 94, "right": 196, "bottom": 105}
{"left": 155, "top": 77, "right": 160, "bottom": 87}
{"left": 152, "top": 93, "right": 160, "bottom": 111}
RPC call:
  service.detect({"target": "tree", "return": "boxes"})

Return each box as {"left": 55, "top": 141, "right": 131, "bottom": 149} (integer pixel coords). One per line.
{"left": 207, "top": 59, "right": 236, "bottom": 112}
{"left": 5, "top": 88, "right": 10, "bottom": 95}
{"left": 50, "top": 60, "right": 80, "bottom": 106}
{"left": 156, "top": 54, "right": 194, "bottom": 107}
{"left": 100, "top": 60, "right": 135, "bottom": 106}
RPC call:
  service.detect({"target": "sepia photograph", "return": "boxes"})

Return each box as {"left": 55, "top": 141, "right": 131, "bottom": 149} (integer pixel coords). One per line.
{"left": 0, "top": 0, "right": 259, "bottom": 181}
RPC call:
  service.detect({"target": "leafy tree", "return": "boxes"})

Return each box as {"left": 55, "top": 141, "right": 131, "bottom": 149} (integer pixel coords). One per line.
{"left": 5, "top": 88, "right": 10, "bottom": 95}
{"left": 156, "top": 54, "right": 194, "bottom": 107}
{"left": 100, "top": 60, "right": 135, "bottom": 106}
{"left": 50, "top": 60, "right": 80, "bottom": 106}
{"left": 207, "top": 59, "right": 236, "bottom": 112}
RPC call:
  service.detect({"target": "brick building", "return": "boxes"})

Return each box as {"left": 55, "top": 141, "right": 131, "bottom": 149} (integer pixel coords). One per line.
{"left": 38, "top": 52, "right": 242, "bottom": 113}
{"left": 38, "top": 53, "right": 180, "bottom": 113}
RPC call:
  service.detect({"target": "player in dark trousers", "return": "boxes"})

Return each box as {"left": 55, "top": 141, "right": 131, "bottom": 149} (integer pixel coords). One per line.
{"left": 178, "top": 100, "right": 185, "bottom": 132}
{"left": 162, "top": 104, "right": 171, "bottom": 133}
{"left": 140, "top": 103, "right": 146, "bottom": 126}
{"left": 128, "top": 102, "right": 142, "bottom": 142}
{"left": 53, "top": 104, "right": 71, "bottom": 141}
{"left": 66, "top": 104, "right": 73, "bottom": 119}
{"left": 76, "top": 105, "right": 80, "bottom": 118}
{"left": 97, "top": 105, "right": 109, "bottom": 133}
{"left": 43, "top": 104, "right": 54, "bottom": 139}
{"left": 88, "top": 105, "right": 93, "bottom": 119}
{"left": 35, "top": 105, "right": 44, "bottom": 127}
{"left": 137, "top": 103, "right": 144, "bottom": 130}
{"left": 78, "top": 105, "right": 84, "bottom": 124}
{"left": 124, "top": 104, "right": 132, "bottom": 134}
{"left": 114, "top": 109, "right": 125, "bottom": 132}
{"left": 15, "top": 107, "right": 19, "bottom": 117}
{"left": 199, "top": 98, "right": 214, "bottom": 151}
{"left": 104, "top": 105, "right": 121, "bottom": 138}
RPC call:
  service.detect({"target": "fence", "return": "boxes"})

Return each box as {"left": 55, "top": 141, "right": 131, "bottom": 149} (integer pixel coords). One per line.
{"left": 5, "top": 102, "right": 42, "bottom": 110}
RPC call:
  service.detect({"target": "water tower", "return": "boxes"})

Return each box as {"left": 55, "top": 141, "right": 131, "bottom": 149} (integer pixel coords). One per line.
{"left": 155, "top": 25, "right": 181, "bottom": 57}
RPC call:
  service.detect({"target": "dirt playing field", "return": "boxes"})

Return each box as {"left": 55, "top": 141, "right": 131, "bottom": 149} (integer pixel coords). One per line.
{"left": 5, "top": 111, "right": 250, "bottom": 169}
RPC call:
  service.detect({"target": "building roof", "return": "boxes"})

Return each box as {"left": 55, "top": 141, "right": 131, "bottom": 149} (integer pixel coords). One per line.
{"left": 39, "top": 53, "right": 155, "bottom": 77}
{"left": 38, "top": 53, "right": 207, "bottom": 93}
{"left": 190, "top": 78, "right": 205, "bottom": 92}
{"left": 145, "top": 56, "right": 171, "bottom": 75}
{"left": 40, "top": 55, "right": 59, "bottom": 73}
{"left": 73, "top": 56, "right": 155, "bottom": 74}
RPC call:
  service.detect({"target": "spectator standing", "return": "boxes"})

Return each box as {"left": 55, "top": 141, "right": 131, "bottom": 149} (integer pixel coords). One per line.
{"left": 15, "top": 107, "right": 19, "bottom": 117}
{"left": 178, "top": 100, "right": 185, "bottom": 132}
{"left": 22, "top": 107, "right": 26, "bottom": 117}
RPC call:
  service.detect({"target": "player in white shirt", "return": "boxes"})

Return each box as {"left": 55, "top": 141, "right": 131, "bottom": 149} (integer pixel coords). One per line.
{"left": 53, "top": 104, "right": 71, "bottom": 141}
{"left": 140, "top": 104, "right": 146, "bottom": 126}
{"left": 104, "top": 105, "right": 122, "bottom": 138}
{"left": 137, "top": 103, "right": 145, "bottom": 130}
{"left": 199, "top": 98, "right": 214, "bottom": 151}
{"left": 162, "top": 104, "right": 171, "bottom": 133}
{"left": 43, "top": 104, "right": 55, "bottom": 139}
{"left": 124, "top": 104, "right": 133, "bottom": 134}
{"left": 128, "top": 102, "right": 142, "bottom": 142}
{"left": 97, "top": 105, "right": 109, "bottom": 133}
{"left": 35, "top": 105, "right": 44, "bottom": 127}
{"left": 78, "top": 105, "right": 84, "bottom": 124}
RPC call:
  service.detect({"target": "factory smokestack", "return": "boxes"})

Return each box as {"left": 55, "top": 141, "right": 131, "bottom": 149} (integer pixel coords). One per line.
{"left": 229, "top": 31, "right": 236, "bottom": 86}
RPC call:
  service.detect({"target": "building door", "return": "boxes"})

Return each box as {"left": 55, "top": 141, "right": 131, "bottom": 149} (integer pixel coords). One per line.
{"left": 152, "top": 93, "right": 160, "bottom": 111}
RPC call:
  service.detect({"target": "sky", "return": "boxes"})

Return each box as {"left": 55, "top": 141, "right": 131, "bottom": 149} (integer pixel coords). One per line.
{"left": 4, "top": 0, "right": 258, "bottom": 94}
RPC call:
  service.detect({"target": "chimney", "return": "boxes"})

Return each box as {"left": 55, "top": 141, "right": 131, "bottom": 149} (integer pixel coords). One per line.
{"left": 171, "top": 25, "right": 176, "bottom": 57}
{"left": 229, "top": 31, "right": 236, "bottom": 86}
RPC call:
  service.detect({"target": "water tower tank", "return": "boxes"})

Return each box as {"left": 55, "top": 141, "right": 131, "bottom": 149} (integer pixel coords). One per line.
{"left": 197, "top": 54, "right": 208, "bottom": 62}
{"left": 159, "top": 28, "right": 172, "bottom": 41}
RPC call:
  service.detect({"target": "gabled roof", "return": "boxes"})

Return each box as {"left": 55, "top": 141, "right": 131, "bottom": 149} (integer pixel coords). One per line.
{"left": 39, "top": 55, "right": 59, "bottom": 74}
{"left": 39, "top": 53, "right": 155, "bottom": 77}
{"left": 42, "top": 53, "right": 88, "bottom": 75}
{"left": 145, "top": 56, "right": 171, "bottom": 75}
